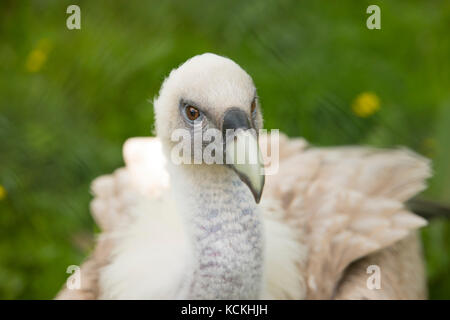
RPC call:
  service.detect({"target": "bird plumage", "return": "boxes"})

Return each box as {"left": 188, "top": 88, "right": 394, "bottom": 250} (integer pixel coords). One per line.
{"left": 56, "top": 54, "right": 430, "bottom": 300}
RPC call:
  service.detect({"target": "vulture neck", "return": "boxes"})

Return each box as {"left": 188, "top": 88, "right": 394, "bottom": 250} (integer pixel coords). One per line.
{"left": 168, "top": 163, "right": 264, "bottom": 299}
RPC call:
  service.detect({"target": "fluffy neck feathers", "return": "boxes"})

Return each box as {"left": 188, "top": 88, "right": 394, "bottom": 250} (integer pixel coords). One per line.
{"left": 167, "top": 163, "right": 264, "bottom": 299}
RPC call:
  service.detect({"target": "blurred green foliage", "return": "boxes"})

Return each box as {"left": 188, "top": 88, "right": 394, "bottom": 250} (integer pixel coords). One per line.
{"left": 0, "top": 0, "right": 449, "bottom": 299}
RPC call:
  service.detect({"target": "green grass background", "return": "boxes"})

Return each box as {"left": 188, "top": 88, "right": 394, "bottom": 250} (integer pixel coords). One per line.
{"left": 0, "top": 0, "right": 449, "bottom": 299}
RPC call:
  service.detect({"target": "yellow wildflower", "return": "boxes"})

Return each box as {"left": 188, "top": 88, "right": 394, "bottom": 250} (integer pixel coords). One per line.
{"left": 352, "top": 92, "right": 380, "bottom": 117}
{"left": 0, "top": 185, "right": 6, "bottom": 200}
{"left": 25, "top": 38, "right": 52, "bottom": 73}
{"left": 25, "top": 49, "right": 47, "bottom": 72}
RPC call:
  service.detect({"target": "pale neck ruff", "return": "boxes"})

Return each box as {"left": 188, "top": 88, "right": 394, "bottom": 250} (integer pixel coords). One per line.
{"left": 167, "top": 163, "right": 264, "bottom": 299}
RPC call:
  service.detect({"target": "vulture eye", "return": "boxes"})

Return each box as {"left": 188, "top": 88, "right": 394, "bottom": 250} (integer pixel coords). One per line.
{"left": 251, "top": 99, "right": 257, "bottom": 115}
{"left": 185, "top": 105, "right": 200, "bottom": 121}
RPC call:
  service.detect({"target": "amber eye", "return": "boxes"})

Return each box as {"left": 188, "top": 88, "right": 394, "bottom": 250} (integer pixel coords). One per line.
{"left": 251, "top": 99, "right": 257, "bottom": 114}
{"left": 185, "top": 105, "right": 200, "bottom": 121}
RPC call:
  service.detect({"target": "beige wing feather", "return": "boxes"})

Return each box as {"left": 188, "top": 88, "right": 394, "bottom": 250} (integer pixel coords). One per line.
{"left": 334, "top": 233, "right": 427, "bottom": 299}
{"left": 261, "top": 133, "right": 430, "bottom": 299}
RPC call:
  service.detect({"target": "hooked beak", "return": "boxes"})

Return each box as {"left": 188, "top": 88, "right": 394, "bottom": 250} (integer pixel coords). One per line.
{"left": 222, "top": 108, "right": 265, "bottom": 203}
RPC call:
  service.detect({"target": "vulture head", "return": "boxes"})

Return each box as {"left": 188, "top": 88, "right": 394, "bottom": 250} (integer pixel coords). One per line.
{"left": 154, "top": 53, "right": 265, "bottom": 202}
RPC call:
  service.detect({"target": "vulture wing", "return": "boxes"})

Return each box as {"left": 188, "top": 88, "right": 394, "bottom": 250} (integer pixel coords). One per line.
{"left": 260, "top": 133, "right": 430, "bottom": 299}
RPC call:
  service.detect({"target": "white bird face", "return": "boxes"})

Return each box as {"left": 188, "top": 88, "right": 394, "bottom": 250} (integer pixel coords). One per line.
{"left": 154, "top": 53, "right": 265, "bottom": 202}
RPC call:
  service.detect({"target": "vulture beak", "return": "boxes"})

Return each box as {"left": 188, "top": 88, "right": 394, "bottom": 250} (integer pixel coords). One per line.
{"left": 223, "top": 108, "right": 265, "bottom": 203}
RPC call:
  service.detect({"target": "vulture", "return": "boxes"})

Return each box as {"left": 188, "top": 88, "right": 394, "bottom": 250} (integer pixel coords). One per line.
{"left": 57, "top": 53, "right": 431, "bottom": 300}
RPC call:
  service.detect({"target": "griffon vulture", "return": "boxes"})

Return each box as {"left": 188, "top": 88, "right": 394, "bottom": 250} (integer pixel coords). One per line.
{"left": 56, "top": 53, "right": 430, "bottom": 300}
